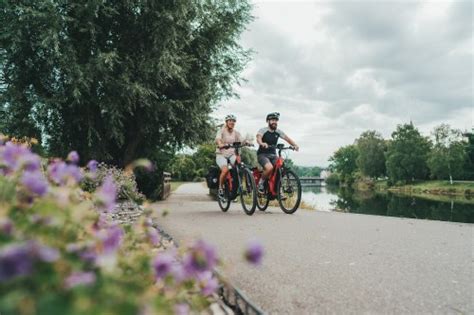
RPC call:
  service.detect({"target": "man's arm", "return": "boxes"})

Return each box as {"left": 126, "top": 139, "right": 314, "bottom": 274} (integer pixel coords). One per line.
{"left": 256, "top": 134, "right": 268, "bottom": 148}
{"left": 283, "top": 135, "right": 299, "bottom": 151}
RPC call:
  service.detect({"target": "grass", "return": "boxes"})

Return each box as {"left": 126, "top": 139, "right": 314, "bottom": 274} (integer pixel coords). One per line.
{"left": 170, "top": 181, "right": 186, "bottom": 192}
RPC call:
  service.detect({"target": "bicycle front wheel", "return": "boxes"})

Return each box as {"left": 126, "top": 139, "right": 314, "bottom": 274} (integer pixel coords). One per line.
{"left": 277, "top": 169, "right": 302, "bottom": 214}
{"left": 240, "top": 168, "right": 257, "bottom": 216}
{"left": 218, "top": 182, "right": 231, "bottom": 212}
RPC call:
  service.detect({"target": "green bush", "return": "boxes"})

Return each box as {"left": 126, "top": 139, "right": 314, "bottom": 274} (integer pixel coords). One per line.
{"left": 81, "top": 163, "right": 145, "bottom": 204}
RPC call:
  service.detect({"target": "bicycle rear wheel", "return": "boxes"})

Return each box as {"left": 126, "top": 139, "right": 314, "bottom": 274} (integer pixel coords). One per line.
{"left": 240, "top": 168, "right": 257, "bottom": 215}
{"left": 277, "top": 169, "right": 302, "bottom": 214}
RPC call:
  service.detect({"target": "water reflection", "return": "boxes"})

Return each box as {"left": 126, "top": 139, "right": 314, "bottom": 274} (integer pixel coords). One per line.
{"left": 302, "top": 186, "right": 474, "bottom": 224}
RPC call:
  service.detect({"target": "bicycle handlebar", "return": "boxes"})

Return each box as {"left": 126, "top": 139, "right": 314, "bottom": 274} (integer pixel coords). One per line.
{"left": 220, "top": 142, "right": 254, "bottom": 150}
{"left": 267, "top": 144, "right": 296, "bottom": 151}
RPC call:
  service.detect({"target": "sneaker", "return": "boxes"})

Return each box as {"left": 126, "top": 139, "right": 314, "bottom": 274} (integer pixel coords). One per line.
{"left": 258, "top": 181, "right": 265, "bottom": 194}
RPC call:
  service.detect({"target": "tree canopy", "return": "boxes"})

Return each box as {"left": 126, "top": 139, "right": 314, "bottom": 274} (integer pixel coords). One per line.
{"left": 385, "top": 123, "right": 431, "bottom": 183}
{"left": 328, "top": 144, "right": 359, "bottom": 184}
{"left": 1, "top": 0, "right": 252, "bottom": 166}
{"left": 355, "top": 130, "right": 386, "bottom": 179}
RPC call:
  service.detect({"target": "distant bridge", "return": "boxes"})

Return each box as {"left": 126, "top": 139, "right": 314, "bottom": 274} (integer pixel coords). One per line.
{"left": 299, "top": 176, "right": 325, "bottom": 186}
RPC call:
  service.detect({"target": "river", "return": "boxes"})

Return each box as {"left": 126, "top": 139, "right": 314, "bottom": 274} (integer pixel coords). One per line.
{"left": 302, "top": 186, "right": 474, "bottom": 223}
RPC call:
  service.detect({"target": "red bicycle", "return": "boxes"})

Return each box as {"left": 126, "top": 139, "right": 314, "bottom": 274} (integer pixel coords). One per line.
{"left": 253, "top": 144, "right": 302, "bottom": 214}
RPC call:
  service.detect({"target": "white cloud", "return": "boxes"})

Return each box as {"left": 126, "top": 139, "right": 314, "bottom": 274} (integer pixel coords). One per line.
{"left": 213, "top": 0, "right": 473, "bottom": 166}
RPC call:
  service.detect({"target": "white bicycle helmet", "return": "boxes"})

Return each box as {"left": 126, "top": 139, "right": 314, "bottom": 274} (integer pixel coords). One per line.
{"left": 225, "top": 114, "right": 237, "bottom": 121}
{"left": 266, "top": 112, "right": 280, "bottom": 121}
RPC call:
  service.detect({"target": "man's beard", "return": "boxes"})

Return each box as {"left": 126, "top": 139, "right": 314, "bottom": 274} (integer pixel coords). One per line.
{"left": 269, "top": 123, "right": 277, "bottom": 130}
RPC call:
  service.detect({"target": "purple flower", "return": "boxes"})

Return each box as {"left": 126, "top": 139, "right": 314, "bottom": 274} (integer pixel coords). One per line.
{"left": 99, "top": 225, "right": 123, "bottom": 254}
{"left": 244, "top": 240, "right": 264, "bottom": 266}
{"left": 153, "top": 252, "right": 174, "bottom": 279}
{"left": 67, "top": 242, "right": 97, "bottom": 263}
{"left": 64, "top": 271, "right": 96, "bottom": 289}
{"left": 95, "top": 176, "right": 117, "bottom": 212}
{"left": 147, "top": 227, "right": 160, "bottom": 246}
{"left": 197, "top": 271, "right": 219, "bottom": 296}
{"left": 0, "top": 243, "right": 33, "bottom": 282}
{"left": 0, "top": 219, "right": 14, "bottom": 236}
{"left": 20, "top": 153, "right": 41, "bottom": 172}
{"left": 183, "top": 240, "right": 218, "bottom": 275}
{"left": 79, "top": 248, "right": 98, "bottom": 264}
{"left": 0, "top": 142, "right": 40, "bottom": 174}
{"left": 21, "top": 171, "right": 49, "bottom": 196}
{"left": 67, "top": 151, "right": 80, "bottom": 164}
{"left": 171, "top": 264, "right": 186, "bottom": 283}
{"left": 0, "top": 241, "right": 59, "bottom": 282}
{"left": 87, "top": 160, "right": 98, "bottom": 172}
{"left": 48, "top": 160, "right": 83, "bottom": 186}
{"left": 32, "top": 243, "right": 60, "bottom": 262}
{"left": 174, "top": 303, "right": 190, "bottom": 315}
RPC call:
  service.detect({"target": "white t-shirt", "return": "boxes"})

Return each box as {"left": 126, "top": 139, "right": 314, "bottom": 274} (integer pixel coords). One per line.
{"left": 215, "top": 127, "right": 243, "bottom": 157}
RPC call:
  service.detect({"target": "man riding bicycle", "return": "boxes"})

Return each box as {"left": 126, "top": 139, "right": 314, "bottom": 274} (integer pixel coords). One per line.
{"left": 256, "top": 112, "right": 299, "bottom": 193}
{"left": 216, "top": 114, "right": 245, "bottom": 200}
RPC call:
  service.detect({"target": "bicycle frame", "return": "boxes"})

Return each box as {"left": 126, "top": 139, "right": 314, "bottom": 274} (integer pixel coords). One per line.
{"left": 253, "top": 145, "right": 294, "bottom": 198}
{"left": 222, "top": 144, "right": 248, "bottom": 199}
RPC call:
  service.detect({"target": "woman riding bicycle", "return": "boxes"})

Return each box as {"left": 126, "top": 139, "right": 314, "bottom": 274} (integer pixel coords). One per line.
{"left": 215, "top": 114, "right": 245, "bottom": 200}
{"left": 256, "top": 112, "right": 299, "bottom": 193}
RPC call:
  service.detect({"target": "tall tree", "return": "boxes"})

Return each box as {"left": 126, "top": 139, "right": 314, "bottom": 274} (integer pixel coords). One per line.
{"left": 355, "top": 130, "right": 386, "bottom": 178}
{"left": 329, "top": 144, "right": 359, "bottom": 184}
{"left": 192, "top": 143, "right": 216, "bottom": 178}
{"left": 427, "top": 124, "right": 467, "bottom": 182}
{"left": 0, "top": 0, "right": 252, "bottom": 166}
{"left": 385, "top": 123, "right": 431, "bottom": 183}
{"left": 463, "top": 130, "right": 474, "bottom": 180}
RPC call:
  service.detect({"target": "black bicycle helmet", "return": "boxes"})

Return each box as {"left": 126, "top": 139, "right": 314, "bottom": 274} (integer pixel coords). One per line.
{"left": 266, "top": 112, "right": 280, "bottom": 121}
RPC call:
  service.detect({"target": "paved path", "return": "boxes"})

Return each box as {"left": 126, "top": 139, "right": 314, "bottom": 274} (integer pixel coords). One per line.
{"left": 154, "top": 183, "right": 474, "bottom": 314}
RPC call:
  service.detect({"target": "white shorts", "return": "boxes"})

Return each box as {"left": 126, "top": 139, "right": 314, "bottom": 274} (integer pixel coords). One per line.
{"left": 216, "top": 155, "right": 236, "bottom": 169}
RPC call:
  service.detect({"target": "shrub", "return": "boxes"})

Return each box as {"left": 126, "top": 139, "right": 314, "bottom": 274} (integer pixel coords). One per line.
{"left": 0, "top": 142, "right": 223, "bottom": 314}
{"left": 81, "top": 163, "right": 145, "bottom": 204}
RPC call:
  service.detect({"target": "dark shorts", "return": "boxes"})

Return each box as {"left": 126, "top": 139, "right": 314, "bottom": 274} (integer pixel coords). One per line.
{"left": 258, "top": 154, "right": 278, "bottom": 168}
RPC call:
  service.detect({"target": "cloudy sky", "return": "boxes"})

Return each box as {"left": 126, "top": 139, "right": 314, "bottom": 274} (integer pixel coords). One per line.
{"left": 212, "top": 0, "right": 473, "bottom": 166}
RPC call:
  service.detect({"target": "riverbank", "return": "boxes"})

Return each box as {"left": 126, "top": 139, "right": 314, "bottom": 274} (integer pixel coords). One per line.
{"left": 387, "top": 180, "right": 474, "bottom": 197}
{"left": 353, "top": 179, "right": 474, "bottom": 198}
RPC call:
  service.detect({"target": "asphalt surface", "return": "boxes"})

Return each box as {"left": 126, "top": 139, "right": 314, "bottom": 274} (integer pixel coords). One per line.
{"left": 154, "top": 183, "right": 474, "bottom": 314}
